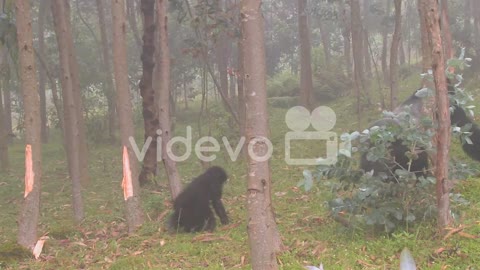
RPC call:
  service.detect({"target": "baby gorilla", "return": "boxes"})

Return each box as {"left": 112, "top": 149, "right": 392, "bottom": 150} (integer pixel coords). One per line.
{"left": 168, "top": 166, "right": 229, "bottom": 232}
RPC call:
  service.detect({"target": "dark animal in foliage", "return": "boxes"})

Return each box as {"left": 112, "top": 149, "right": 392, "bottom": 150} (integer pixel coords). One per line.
{"left": 168, "top": 166, "right": 229, "bottom": 232}
{"left": 450, "top": 104, "right": 480, "bottom": 161}
{"left": 361, "top": 82, "right": 480, "bottom": 181}
{"left": 360, "top": 90, "right": 429, "bottom": 181}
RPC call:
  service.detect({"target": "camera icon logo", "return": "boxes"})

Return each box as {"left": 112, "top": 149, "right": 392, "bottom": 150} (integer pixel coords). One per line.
{"left": 284, "top": 106, "right": 342, "bottom": 166}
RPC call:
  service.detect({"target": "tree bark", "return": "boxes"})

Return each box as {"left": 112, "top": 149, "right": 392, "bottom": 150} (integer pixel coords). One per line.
{"left": 350, "top": 0, "right": 365, "bottom": 119}
{"left": 2, "top": 85, "right": 12, "bottom": 135}
{"left": 381, "top": 2, "right": 389, "bottom": 84}
{"left": 317, "top": 18, "right": 331, "bottom": 67}
{"left": 390, "top": 0, "right": 402, "bottom": 109}
{"left": 156, "top": 0, "right": 182, "bottom": 199}
{"left": 423, "top": 0, "right": 452, "bottom": 232}
{"left": 338, "top": 0, "right": 352, "bottom": 77}
{"left": 51, "top": 0, "right": 85, "bottom": 223}
{"left": 111, "top": 0, "right": 144, "bottom": 233}
{"left": 440, "top": 0, "right": 454, "bottom": 59}
{"left": 96, "top": 0, "right": 117, "bottom": 141}
{"left": 215, "top": 0, "right": 230, "bottom": 101}
{"left": 15, "top": 0, "right": 43, "bottom": 250}
{"left": 0, "top": 86, "right": 8, "bottom": 171}
{"left": 126, "top": 0, "right": 143, "bottom": 50}
{"left": 63, "top": 0, "right": 89, "bottom": 186}
{"left": 241, "top": 0, "right": 282, "bottom": 269}
{"left": 297, "top": 0, "right": 314, "bottom": 109}
{"left": 38, "top": 0, "right": 49, "bottom": 143}
{"left": 138, "top": 0, "right": 159, "bottom": 186}
{"left": 417, "top": 0, "right": 432, "bottom": 85}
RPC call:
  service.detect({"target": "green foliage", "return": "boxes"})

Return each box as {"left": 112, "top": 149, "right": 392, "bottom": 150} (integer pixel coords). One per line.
{"left": 267, "top": 96, "right": 298, "bottom": 108}
{"left": 266, "top": 71, "right": 299, "bottom": 98}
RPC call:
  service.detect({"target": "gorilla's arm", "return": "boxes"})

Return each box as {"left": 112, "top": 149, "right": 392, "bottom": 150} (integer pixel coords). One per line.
{"left": 212, "top": 198, "right": 229, "bottom": 225}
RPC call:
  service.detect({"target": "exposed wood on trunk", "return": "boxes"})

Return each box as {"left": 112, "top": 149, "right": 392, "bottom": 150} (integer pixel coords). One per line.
{"left": 15, "top": 0, "right": 43, "bottom": 250}
{"left": 111, "top": 0, "right": 145, "bottom": 233}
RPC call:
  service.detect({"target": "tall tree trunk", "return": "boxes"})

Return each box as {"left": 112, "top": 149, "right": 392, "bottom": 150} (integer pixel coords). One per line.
{"left": 318, "top": 18, "right": 331, "bottom": 67}
{"left": 138, "top": 0, "right": 159, "bottom": 186}
{"left": 2, "top": 85, "right": 12, "bottom": 135}
{"left": 381, "top": 15, "right": 389, "bottom": 84}
{"left": 0, "top": 86, "right": 8, "bottom": 171}
{"left": 390, "top": 0, "right": 402, "bottom": 109}
{"left": 15, "top": 0, "right": 43, "bottom": 250}
{"left": 422, "top": 0, "right": 452, "bottom": 232}
{"left": 241, "top": 0, "right": 282, "bottom": 269}
{"left": 338, "top": 0, "right": 352, "bottom": 76}
{"left": 111, "top": 0, "right": 144, "bottom": 233}
{"left": 38, "top": 0, "right": 49, "bottom": 143}
{"left": 440, "top": 0, "right": 454, "bottom": 59}
{"left": 63, "top": 0, "right": 89, "bottom": 186}
{"left": 297, "top": 0, "right": 314, "bottom": 109}
{"left": 51, "top": 0, "right": 85, "bottom": 223}
{"left": 126, "top": 0, "right": 142, "bottom": 49}
{"left": 417, "top": 0, "right": 432, "bottom": 85}
{"left": 363, "top": 0, "right": 371, "bottom": 77}
{"left": 183, "top": 75, "right": 188, "bottom": 110}
{"left": 237, "top": 30, "right": 246, "bottom": 138}
{"left": 96, "top": 0, "right": 117, "bottom": 141}
{"left": 215, "top": 0, "right": 230, "bottom": 100}
{"left": 350, "top": 0, "right": 365, "bottom": 119}
{"left": 156, "top": 0, "right": 182, "bottom": 199}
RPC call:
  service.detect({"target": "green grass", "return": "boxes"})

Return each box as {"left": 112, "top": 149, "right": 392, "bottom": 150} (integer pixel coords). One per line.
{"left": 1, "top": 76, "right": 480, "bottom": 269}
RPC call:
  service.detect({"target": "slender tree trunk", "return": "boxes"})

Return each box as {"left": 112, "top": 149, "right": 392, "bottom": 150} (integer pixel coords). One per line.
{"left": 350, "top": 0, "right": 365, "bottom": 119}
{"left": 297, "top": 0, "right": 314, "bottom": 109}
{"left": 215, "top": 0, "right": 230, "bottom": 101}
{"left": 318, "top": 18, "right": 331, "bottom": 67}
{"left": 338, "top": 0, "right": 352, "bottom": 76}
{"left": 241, "top": 1, "right": 282, "bottom": 269}
{"left": 381, "top": 22, "right": 389, "bottom": 84}
{"left": 417, "top": 0, "right": 432, "bottom": 85}
{"left": 15, "top": 0, "right": 43, "bottom": 250}
{"left": 3, "top": 78, "right": 12, "bottom": 135}
{"left": 363, "top": 0, "right": 371, "bottom": 77}
{"left": 51, "top": 0, "right": 85, "bottom": 223}
{"left": 390, "top": 0, "right": 402, "bottom": 109}
{"left": 126, "top": 0, "right": 142, "bottom": 49}
{"left": 440, "top": 0, "right": 454, "bottom": 59}
{"left": 237, "top": 31, "right": 246, "bottom": 138}
{"left": 63, "top": 0, "right": 89, "bottom": 186}
{"left": 183, "top": 75, "right": 188, "bottom": 110}
{"left": 0, "top": 87, "right": 8, "bottom": 171}
{"left": 111, "top": 0, "right": 144, "bottom": 233}
{"left": 156, "top": 0, "right": 182, "bottom": 199}
{"left": 38, "top": 0, "right": 49, "bottom": 143}
{"left": 138, "top": 0, "right": 159, "bottom": 186}
{"left": 422, "top": 0, "right": 452, "bottom": 232}
{"left": 96, "top": 0, "right": 117, "bottom": 141}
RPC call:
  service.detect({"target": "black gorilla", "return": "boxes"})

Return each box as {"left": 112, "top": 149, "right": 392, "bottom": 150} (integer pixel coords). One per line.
{"left": 360, "top": 90, "right": 429, "bottom": 179}
{"left": 168, "top": 166, "right": 229, "bottom": 232}
{"left": 451, "top": 104, "right": 480, "bottom": 161}
{"left": 361, "top": 85, "right": 480, "bottom": 179}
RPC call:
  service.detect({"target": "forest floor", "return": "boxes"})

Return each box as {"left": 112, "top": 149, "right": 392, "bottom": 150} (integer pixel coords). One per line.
{"left": 1, "top": 76, "right": 480, "bottom": 269}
